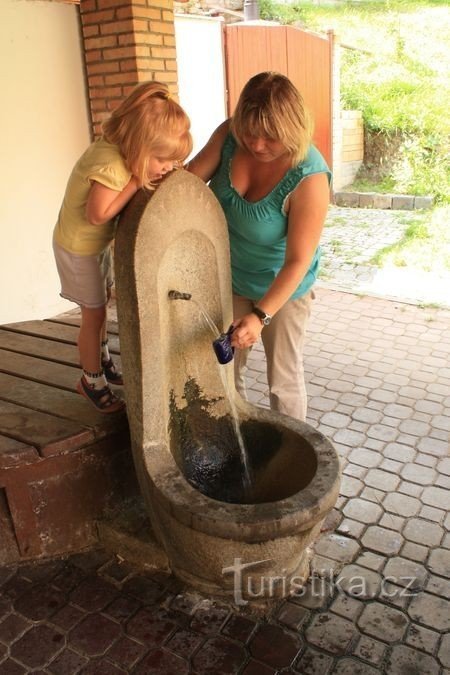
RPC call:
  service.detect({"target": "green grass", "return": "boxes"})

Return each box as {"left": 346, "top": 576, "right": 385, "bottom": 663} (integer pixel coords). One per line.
{"left": 259, "top": 0, "right": 450, "bottom": 204}
{"left": 369, "top": 205, "right": 450, "bottom": 272}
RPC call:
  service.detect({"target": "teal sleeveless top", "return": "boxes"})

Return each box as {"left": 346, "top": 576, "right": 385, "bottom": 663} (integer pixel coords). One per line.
{"left": 209, "top": 134, "right": 331, "bottom": 301}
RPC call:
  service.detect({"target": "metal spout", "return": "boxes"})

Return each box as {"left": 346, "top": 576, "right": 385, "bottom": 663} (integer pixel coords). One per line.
{"left": 168, "top": 290, "right": 192, "bottom": 300}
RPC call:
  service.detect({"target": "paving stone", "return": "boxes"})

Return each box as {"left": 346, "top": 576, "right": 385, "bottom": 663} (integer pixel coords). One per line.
{"left": 362, "top": 526, "right": 403, "bottom": 556}
{"left": 402, "top": 518, "right": 443, "bottom": 547}
{"left": 221, "top": 613, "right": 257, "bottom": 643}
{"left": 365, "top": 468, "right": 400, "bottom": 491}
{"left": 81, "top": 657, "right": 127, "bottom": 674}
{"left": 420, "top": 504, "right": 445, "bottom": 523}
{"left": 337, "top": 564, "right": 381, "bottom": 600}
{"left": 400, "top": 463, "right": 437, "bottom": 485}
{"left": 314, "top": 534, "right": 360, "bottom": 564}
{"left": 13, "top": 584, "right": 66, "bottom": 622}
{"left": 103, "top": 595, "right": 141, "bottom": 624}
{"left": 437, "top": 457, "right": 450, "bottom": 475}
{"left": 133, "top": 648, "right": 189, "bottom": 675}
{"left": 339, "top": 475, "right": 364, "bottom": 498}
{"left": 121, "top": 576, "right": 164, "bottom": 606}
{"left": 425, "top": 574, "right": 450, "bottom": 600}
{"left": 290, "top": 578, "right": 334, "bottom": 610}
{"left": 356, "top": 551, "right": 385, "bottom": 573}
{"left": 408, "top": 592, "right": 450, "bottom": 631}
{"left": 305, "top": 612, "right": 357, "bottom": 655}
{"left": 349, "top": 448, "right": 382, "bottom": 469}
{"left": 398, "top": 480, "right": 423, "bottom": 498}
{"left": 405, "top": 623, "right": 440, "bottom": 655}
{"left": 0, "top": 613, "right": 32, "bottom": 644}
{"left": 427, "top": 548, "right": 450, "bottom": 577}
{"left": 0, "top": 658, "right": 27, "bottom": 674}
{"left": 357, "top": 602, "right": 408, "bottom": 642}
{"left": 422, "top": 485, "right": 449, "bottom": 509}
{"left": 383, "top": 557, "right": 427, "bottom": 593}
{"left": 276, "top": 601, "right": 309, "bottom": 630}
{"left": 294, "top": 646, "right": 334, "bottom": 675}
{"left": 106, "top": 635, "right": 147, "bottom": 670}
{"left": 190, "top": 603, "right": 230, "bottom": 634}
{"left": 379, "top": 513, "right": 404, "bottom": 531}
{"left": 385, "top": 644, "right": 441, "bottom": 675}
{"left": 383, "top": 443, "right": 416, "bottom": 463}
{"left": 383, "top": 493, "right": 420, "bottom": 517}
{"left": 438, "top": 633, "right": 450, "bottom": 669}
{"left": 401, "top": 542, "right": 429, "bottom": 564}
{"left": 337, "top": 518, "right": 365, "bottom": 539}
{"left": 417, "top": 436, "right": 448, "bottom": 457}
{"left": 331, "top": 657, "right": 379, "bottom": 674}
{"left": 241, "top": 659, "right": 276, "bottom": 675}
{"left": 46, "top": 647, "right": 88, "bottom": 675}
{"left": 9, "top": 624, "right": 64, "bottom": 669}
{"left": 248, "top": 624, "right": 301, "bottom": 668}
{"left": 329, "top": 592, "right": 364, "bottom": 620}
{"left": 69, "top": 613, "right": 123, "bottom": 657}
{"left": 353, "top": 634, "right": 386, "bottom": 666}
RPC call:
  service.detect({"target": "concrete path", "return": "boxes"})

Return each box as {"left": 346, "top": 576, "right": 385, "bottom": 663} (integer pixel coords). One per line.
{"left": 0, "top": 207, "right": 449, "bottom": 674}
{"left": 320, "top": 206, "right": 450, "bottom": 309}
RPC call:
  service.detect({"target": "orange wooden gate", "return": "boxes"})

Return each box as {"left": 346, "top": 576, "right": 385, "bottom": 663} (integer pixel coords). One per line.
{"left": 224, "top": 24, "right": 333, "bottom": 167}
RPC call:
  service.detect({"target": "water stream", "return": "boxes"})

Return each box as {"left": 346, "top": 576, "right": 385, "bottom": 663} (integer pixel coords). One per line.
{"left": 191, "top": 298, "right": 252, "bottom": 489}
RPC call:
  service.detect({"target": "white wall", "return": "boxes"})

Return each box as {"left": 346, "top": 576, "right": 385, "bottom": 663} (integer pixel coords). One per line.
{"left": 0, "top": 0, "right": 91, "bottom": 324}
{"left": 175, "top": 15, "right": 227, "bottom": 158}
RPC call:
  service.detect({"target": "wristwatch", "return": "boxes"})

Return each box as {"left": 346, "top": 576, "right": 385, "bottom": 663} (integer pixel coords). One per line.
{"left": 252, "top": 306, "right": 272, "bottom": 326}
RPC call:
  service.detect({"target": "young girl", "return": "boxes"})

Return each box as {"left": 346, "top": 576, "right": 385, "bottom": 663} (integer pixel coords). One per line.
{"left": 53, "top": 82, "right": 192, "bottom": 413}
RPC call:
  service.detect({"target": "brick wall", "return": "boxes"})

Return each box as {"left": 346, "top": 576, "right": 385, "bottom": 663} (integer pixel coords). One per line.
{"left": 79, "top": 0, "right": 178, "bottom": 137}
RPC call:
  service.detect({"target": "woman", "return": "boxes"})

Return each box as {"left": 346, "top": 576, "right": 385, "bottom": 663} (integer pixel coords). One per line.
{"left": 188, "top": 72, "right": 331, "bottom": 421}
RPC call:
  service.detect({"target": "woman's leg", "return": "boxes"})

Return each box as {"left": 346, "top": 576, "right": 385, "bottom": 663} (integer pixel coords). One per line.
{"left": 261, "top": 292, "right": 313, "bottom": 421}
{"left": 232, "top": 294, "right": 254, "bottom": 399}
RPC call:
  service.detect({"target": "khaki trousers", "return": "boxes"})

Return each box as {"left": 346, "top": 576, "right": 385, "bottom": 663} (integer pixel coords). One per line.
{"left": 233, "top": 291, "right": 313, "bottom": 421}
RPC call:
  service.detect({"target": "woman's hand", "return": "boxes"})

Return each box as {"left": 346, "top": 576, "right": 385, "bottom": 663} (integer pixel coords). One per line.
{"left": 230, "top": 313, "right": 263, "bottom": 349}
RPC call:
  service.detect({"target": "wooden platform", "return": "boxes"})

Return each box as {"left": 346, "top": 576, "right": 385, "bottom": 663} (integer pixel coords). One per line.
{"left": 0, "top": 308, "right": 137, "bottom": 565}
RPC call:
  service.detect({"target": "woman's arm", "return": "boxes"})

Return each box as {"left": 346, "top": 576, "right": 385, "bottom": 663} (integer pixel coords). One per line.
{"left": 187, "top": 120, "right": 230, "bottom": 182}
{"left": 86, "top": 176, "right": 140, "bottom": 226}
{"left": 231, "top": 172, "right": 330, "bottom": 349}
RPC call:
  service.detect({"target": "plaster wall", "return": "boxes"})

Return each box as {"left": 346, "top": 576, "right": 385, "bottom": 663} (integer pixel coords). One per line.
{"left": 175, "top": 14, "right": 227, "bottom": 157}
{"left": 0, "top": 0, "right": 91, "bottom": 324}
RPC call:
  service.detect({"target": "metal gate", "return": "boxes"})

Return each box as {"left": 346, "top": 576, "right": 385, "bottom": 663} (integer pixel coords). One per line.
{"left": 224, "top": 24, "right": 333, "bottom": 167}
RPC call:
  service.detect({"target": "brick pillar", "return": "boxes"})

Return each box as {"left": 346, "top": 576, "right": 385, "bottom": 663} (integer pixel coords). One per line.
{"left": 79, "top": 0, "right": 178, "bottom": 137}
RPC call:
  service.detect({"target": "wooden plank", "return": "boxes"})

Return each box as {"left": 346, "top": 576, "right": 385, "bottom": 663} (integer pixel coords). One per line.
{"left": 0, "top": 349, "right": 123, "bottom": 392}
{"left": 0, "top": 330, "right": 80, "bottom": 365}
{"left": 0, "top": 399, "right": 94, "bottom": 457}
{"left": 0, "top": 372, "right": 126, "bottom": 434}
{"left": 1, "top": 321, "right": 120, "bottom": 353}
{"left": 0, "top": 435, "right": 40, "bottom": 470}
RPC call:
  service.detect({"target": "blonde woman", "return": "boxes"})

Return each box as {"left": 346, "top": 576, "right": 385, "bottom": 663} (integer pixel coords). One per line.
{"left": 53, "top": 82, "right": 192, "bottom": 413}
{"left": 189, "top": 72, "right": 330, "bottom": 421}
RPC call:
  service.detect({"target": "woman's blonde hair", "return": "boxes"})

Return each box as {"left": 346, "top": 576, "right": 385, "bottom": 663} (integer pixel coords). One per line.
{"left": 103, "top": 81, "right": 192, "bottom": 188}
{"left": 230, "top": 72, "right": 313, "bottom": 166}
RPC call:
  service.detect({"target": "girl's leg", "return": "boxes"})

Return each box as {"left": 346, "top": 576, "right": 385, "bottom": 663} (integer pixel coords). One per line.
{"left": 78, "top": 304, "right": 107, "bottom": 382}
{"left": 261, "top": 292, "right": 313, "bottom": 421}
{"left": 232, "top": 294, "right": 255, "bottom": 399}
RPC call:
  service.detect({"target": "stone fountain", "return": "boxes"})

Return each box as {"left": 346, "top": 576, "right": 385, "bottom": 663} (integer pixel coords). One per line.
{"left": 115, "top": 170, "right": 340, "bottom": 603}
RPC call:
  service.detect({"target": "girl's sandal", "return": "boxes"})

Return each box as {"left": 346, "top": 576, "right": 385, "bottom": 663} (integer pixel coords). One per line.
{"left": 102, "top": 358, "right": 124, "bottom": 386}
{"left": 77, "top": 377, "right": 126, "bottom": 414}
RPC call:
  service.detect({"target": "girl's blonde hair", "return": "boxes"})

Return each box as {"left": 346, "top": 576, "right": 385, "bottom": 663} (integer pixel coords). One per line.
{"left": 230, "top": 72, "right": 313, "bottom": 166}
{"left": 103, "top": 81, "right": 192, "bottom": 188}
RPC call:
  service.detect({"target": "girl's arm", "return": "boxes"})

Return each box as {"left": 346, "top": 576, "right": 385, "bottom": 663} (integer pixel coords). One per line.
{"left": 187, "top": 120, "right": 230, "bottom": 182}
{"left": 86, "top": 176, "right": 140, "bottom": 226}
{"left": 231, "top": 172, "right": 330, "bottom": 348}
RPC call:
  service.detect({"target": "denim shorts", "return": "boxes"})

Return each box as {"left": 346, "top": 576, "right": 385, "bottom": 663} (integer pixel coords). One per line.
{"left": 53, "top": 240, "right": 113, "bottom": 308}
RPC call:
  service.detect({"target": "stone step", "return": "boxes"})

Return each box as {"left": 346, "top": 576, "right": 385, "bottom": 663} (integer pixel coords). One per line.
{"left": 96, "top": 495, "right": 169, "bottom": 572}
{"left": 334, "top": 191, "right": 433, "bottom": 210}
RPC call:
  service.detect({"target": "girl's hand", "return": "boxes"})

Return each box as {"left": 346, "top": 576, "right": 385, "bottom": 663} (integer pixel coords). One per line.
{"left": 230, "top": 313, "right": 263, "bottom": 349}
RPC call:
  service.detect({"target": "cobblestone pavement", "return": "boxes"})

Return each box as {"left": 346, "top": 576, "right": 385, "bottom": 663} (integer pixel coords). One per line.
{"left": 1, "top": 209, "right": 449, "bottom": 674}
{"left": 319, "top": 206, "right": 450, "bottom": 309}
